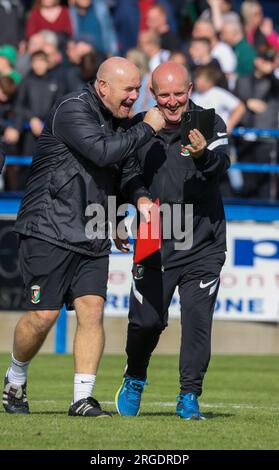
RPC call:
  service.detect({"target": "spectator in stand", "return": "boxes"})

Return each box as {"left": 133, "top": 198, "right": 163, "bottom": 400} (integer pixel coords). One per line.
{"left": 138, "top": 30, "right": 170, "bottom": 72}
{"left": 25, "top": 0, "right": 72, "bottom": 50}
{"left": 113, "top": 0, "right": 177, "bottom": 56}
{"left": 15, "top": 31, "right": 48, "bottom": 78}
{"left": 241, "top": 1, "right": 279, "bottom": 53}
{"left": 40, "top": 30, "right": 67, "bottom": 94}
{"left": 0, "top": 45, "right": 21, "bottom": 84}
{"left": 69, "top": 0, "right": 118, "bottom": 57}
{"left": 15, "top": 30, "right": 66, "bottom": 94}
{"left": 192, "top": 19, "right": 236, "bottom": 88}
{"left": 188, "top": 37, "right": 227, "bottom": 88}
{"left": 113, "top": 0, "right": 150, "bottom": 55}
{"left": 0, "top": 0, "right": 25, "bottom": 48}
{"left": 0, "top": 76, "right": 20, "bottom": 190}
{"left": 0, "top": 76, "right": 17, "bottom": 139}
{"left": 221, "top": 20, "right": 256, "bottom": 78}
{"left": 146, "top": 4, "right": 181, "bottom": 52}
{"left": 199, "top": 0, "right": 239, "bottom": 34}
{"left": 126, "top": 48, "right": 155, "bottom": 113}
{"left": 8, "top": 50, "right": 64, "bottom": 159}
{"left": 234, "top": 51, "right": 279, "bottom": 199}
{"left": 141, "top": 0, "right": 177, "bottom": 32}
{"left": 65, "top": 39, "right": 99, "bottom": 92}
{"left": 78, "top": 50, "right": 99, "bottom": 85}
{"left": 192, "top": 64, "right": 245, "bottom": 134}
{"left": 192, "top": 63, "right": 246, "bottom": 198}
{"left": 169, "top": 50, "right": 187, "bottom": 67}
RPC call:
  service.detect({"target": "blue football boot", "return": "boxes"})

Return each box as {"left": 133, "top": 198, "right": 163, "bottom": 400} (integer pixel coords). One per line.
{"left": 176, "top": 392, "right": 206, "bottom": 420}
{"left": 115, "top": 376, "right": 146, "bottom": 416}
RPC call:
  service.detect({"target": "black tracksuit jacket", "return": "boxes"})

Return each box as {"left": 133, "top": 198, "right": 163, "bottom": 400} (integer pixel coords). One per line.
{"left": 123, "top": 100, "right": 230, "bottom": 270}
{"left": 14, "top": 83, "right": 153, "bottom": 256}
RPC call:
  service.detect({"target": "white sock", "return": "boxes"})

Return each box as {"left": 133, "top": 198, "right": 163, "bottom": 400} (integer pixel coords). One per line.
{"left": 74, "top": 374, "right": 96, "bottom": 403}
{"left": 7, "top": 353, "right": 30, "bottom": 385}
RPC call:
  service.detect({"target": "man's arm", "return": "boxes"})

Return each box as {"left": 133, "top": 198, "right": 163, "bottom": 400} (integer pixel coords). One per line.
{"left": 52, "top": 98, "right": 163, "bottom": 168}
{"left": 119, "top": 152, "right": 151, "bottom": 206}
{"left": 226, "top": 101, "right": 246, "bottom": 135}
{"left": 113, "top": 153, "right": 153, "bottom": 252}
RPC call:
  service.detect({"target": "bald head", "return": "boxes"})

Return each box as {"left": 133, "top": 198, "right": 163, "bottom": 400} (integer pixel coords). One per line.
{"left": 95, "top": 57, "right": 141, "bottom": 119}
{"left": 152, "top": 61, "right": 190, "bottom": 92}
{"left": 97, "top": 56, "right": 140, "bottom": 83}
{"left": 151, "top": 61, "right": 192, "bottom": 128}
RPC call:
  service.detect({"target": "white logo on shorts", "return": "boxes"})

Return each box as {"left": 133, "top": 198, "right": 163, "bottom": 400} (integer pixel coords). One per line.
{"left": 199, "top": 278, "right": 219, "bottom": 295}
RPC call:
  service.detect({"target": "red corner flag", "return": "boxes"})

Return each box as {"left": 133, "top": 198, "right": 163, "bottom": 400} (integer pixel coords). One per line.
{"left": 134, "top": 198, "right": 161, "bottom": 263}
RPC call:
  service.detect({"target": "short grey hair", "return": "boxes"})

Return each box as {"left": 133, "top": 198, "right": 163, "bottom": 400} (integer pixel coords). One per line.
{"left": 40, "top": 30, "right": 59, "bottom": 49}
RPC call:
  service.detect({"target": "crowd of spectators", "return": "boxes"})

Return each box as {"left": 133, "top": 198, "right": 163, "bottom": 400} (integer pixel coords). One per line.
{"left": 0, "top": 0, "right": 278, "bottom": 199}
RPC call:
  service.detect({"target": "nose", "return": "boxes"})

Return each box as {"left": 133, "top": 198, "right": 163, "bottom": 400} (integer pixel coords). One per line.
{"left": 130, "top": 89, "right": 139, "bottom": 101}
{"left": 168, "top": 94, "right": 177, "bottom": 106}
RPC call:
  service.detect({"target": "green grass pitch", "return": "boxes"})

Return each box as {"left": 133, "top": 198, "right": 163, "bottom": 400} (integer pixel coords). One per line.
{"left": 0, "top": 354, "right": 278, "bottom": 450}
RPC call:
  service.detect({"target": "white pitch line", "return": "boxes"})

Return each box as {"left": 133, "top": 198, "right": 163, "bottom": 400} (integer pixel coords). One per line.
{"left": 101, "top": 401, "right": 279, "bottom": 411}
{"left": 32, "top": 400, "right": 57, "bottom": 403}
{"left": 30, "top": 400, "right": 279, "bottom": 411}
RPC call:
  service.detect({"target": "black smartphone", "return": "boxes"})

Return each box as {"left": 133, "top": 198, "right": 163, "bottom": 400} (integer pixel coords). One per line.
{"left": 181, "top": 108, "right": 215, "bottom": 145}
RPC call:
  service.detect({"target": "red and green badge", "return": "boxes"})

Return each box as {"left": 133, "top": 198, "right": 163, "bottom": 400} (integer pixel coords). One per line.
{"left": 180, "top": 145, "right": 191, "bottom": 157}
{"left": 31, "top": 285, "right": 41, "bottom": 304}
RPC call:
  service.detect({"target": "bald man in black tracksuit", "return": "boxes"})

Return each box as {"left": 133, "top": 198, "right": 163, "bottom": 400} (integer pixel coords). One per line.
{"left": 116, "top": 62, "right": 230, "bottom": 420}
{"left": 2, "top": 58, "right": 165, "bottom": 419}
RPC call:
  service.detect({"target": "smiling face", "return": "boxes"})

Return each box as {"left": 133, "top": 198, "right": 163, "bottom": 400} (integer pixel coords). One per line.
{"left": 151, "top": 62, "right": 192, "bottom": 127}
{"left": 101, "top": 71, "right": 141, "bottom": 119}
{"left": 96, "top": 58, "right": 141, "bottom": 119}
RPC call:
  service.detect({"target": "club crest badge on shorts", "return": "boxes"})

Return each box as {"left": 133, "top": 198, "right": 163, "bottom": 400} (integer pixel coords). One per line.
{"left": 133, "top": 264, "right": 145, "bottom": 280}
{"left": 31, "top": 285, "right": 41, "bottom": 304}
{"left": 180, "top": 144, "right": 191, "bottom": 157}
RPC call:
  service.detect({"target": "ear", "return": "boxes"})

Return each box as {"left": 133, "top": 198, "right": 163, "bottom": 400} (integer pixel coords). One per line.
{"left": 150, "top": 87, "right": 156, "bottom": 100}
{"left": 187, "top": 82, "right": 193, "bottom": 97}
{"left": 98, "top": 79, "right": 109, "bottom": 97}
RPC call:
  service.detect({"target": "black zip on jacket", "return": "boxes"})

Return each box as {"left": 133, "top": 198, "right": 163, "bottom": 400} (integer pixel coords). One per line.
{"left": 14, "top": 83, "right": 153, "bottom": 256}
{"left": 122, "top": 100, "right": 231, "bottom": 269}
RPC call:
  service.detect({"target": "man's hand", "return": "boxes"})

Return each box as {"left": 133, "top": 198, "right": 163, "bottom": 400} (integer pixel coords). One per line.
{"left": 137, "top": 196, "right": 154, "bottom": 223}
{"left": 144, "top": 107, "right": 166, "bottom": 133}
{"left": 114, "top": 235, "right": 130, "bottom": 253}
{"left": 30, "top": 117, "right": 44, "bottom": 137}
{"left": 254, "top": 57, "right": 274, "bottom": 75}
{"left": 3, "top": 127, "right": 20, "bottom": 145}
{"left": 247, "top": 98, "right": 267, "bottom": 114}
{"left": 185, "top": 129, "right": 207, "bottom": 159}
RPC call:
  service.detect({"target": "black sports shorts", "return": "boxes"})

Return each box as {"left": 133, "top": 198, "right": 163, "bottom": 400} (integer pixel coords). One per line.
{"left": 18, "top": 236, "right": 109, "bottom": 310}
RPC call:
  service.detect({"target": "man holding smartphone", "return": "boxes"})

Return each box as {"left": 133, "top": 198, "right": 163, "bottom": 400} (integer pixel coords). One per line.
{"left": 115, "top": 61, "right": 230, "bottom": 420}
